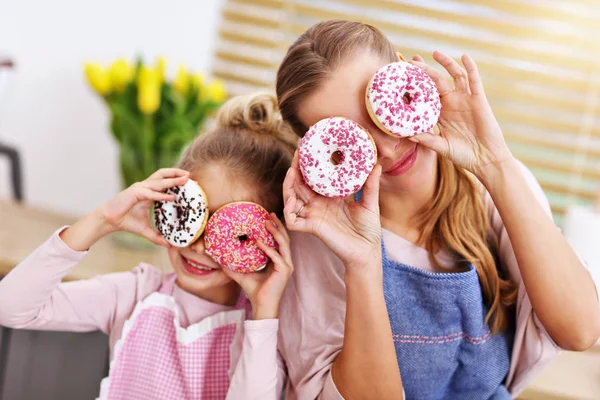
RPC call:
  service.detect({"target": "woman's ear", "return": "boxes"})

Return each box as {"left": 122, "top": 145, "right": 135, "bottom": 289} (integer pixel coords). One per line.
{"left": 396, "top": 52, "right": 407, "bottom": 62}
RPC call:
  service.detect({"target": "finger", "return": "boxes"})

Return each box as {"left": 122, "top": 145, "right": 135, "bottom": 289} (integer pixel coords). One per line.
{"left": 257, "top": 240, "right": 291, "bottom": 275}
{"left": 412, "top": 54, "right": 425, "bottom": 63}
{"left": 266, "top": 216, "right": 292, "bottom": 265}
{"left": 289, "top": 152, "right": 315, "bottom": 203}
{"left": 220, "top": 266, "right": 245, "bottom": 283}
{"left": 269, "top": 213, "right": 290, "bottom": 242}
{"left": 283, "top": 194, "right": 311, "bottom": 233}
{"left": 283, "top": 167, "right": 298, "bottom": 205}
{"left": 461, "top": 54, "right": 485, "bottom": 96}
{"left": 288, "top": 167, "right": 314, "bottom": 204}
{"left": 433, "top": 50, "right": 469, "bottom": 93}
{"left": 140, "top": 226, "right": 170, "bottom": 247}
{"left": 145, "top": 175, "right": 189, "bottom": 192}
{"left": 148, "top": 168, "right": 190, "bottom": 180}
{"left": 409, "top": 60, "right": 453, "bottom": 96}
{"left": 408, "top": 134, "right": 449, "bottom": 158}
{"left": 360, "top": 165, "right": 381, "bottom": 213}
{"left": 139, "top": 188, "right": 177, "bottom": 203}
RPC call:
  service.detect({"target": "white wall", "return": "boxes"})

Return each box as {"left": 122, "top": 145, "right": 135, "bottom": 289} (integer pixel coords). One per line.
{"left": 0, "top": 0, "right": 224, "bottom": 215}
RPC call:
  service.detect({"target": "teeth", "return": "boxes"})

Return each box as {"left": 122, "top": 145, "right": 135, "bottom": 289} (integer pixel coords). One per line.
{"left": 185, "top": 258, "right": 215, "bottom": 271}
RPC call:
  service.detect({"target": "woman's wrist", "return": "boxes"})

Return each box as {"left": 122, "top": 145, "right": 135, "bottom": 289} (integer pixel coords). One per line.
{"left": 344, "top": 254, "right": 384, "bottom": 286}
{"left": 476, "top": 155, "right": 521, "bottom": 195}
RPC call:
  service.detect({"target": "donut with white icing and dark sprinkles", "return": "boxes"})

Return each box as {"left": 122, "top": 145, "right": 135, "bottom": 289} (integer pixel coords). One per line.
{"left": 366, "top": 61, "right": 441, "bottom": 137}
{"left": 153, "top": 179, "right": 209, "bottom": 247}
{"left": 204, "top": 202, "right": 276, "bottom": 273}
{"left": 298, "top": 117, "right": 377, "bottom": 198}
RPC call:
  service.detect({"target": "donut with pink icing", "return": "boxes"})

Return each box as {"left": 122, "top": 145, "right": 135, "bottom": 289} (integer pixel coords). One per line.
{"left": 204, "top": 202, "right": 277, "bottom": 273}
{"left": 298, "top": 117, "right": 377, "bottom": 198}
{"left": 366, "top": 62, "right": 441, "bottom": 137}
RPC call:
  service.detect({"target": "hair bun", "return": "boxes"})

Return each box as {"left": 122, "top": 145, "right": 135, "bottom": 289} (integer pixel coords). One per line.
{"left": 216, "top": 92, "right": 282, "bottom": 136}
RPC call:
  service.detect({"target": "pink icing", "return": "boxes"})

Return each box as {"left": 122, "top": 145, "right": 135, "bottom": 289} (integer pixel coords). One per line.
{"left": 367, "top": 62, "right": 441, "bottom": 137}
{"left": 298, "top": 117, "right": 376, "bottom": 198}
{"left": 204, "top": 202, "right": 277, "bottom": 273}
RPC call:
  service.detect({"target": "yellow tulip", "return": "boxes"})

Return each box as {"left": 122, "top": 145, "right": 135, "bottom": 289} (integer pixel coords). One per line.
{"left": 109, "top": 59, "right": 134, "bottom": 93}
{"left": 190, "top": 73, "right": 204, "bottom": 90}
{"left": 138, "top": 82, "right": 161, "bottom": 114}
{"left": 138, "top": 66, "right": 160, "bottom": 88}
{"left": 84, "top": 63, "right": 111, "bottom": 95}
{"left": 173, "top": 65, "right": 189, "bottom": 94}
{"left": 204, "top": 79, "right": 227, "bottom": 103}
{"left": 156, "top": 57, "right": 167, "bottom": 82}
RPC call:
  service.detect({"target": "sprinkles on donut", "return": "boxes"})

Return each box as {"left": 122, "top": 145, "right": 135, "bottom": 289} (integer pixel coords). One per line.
{"left": 204, "top": 201, "right": 277, "bottom": 273}
{"left": 298, "top": 117, "right": 377, "bottom": 198}
{"left": 366, "top": 61, "right": 441, "bottom": 137}
{"left": 154, "top": 179, "right": 209, "bottom": 247}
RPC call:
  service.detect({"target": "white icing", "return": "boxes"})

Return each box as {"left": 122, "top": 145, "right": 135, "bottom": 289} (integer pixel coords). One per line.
{"left": 154, "top": 179, "right": 208, "bottom": 247}
{"left": 367, "top": 62, "right": 441, "bottom": 137}
{"left": 299, "top": 117, "right": 377, "bottom": 198}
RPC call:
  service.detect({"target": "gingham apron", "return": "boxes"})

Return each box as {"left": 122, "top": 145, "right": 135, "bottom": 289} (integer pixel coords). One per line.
{"left": 97, "top": 273, "right": 246, "bottom": 400}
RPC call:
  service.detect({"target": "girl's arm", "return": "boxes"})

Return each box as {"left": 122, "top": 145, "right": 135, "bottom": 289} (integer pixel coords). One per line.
{"left": 224, "top": 215, "right": 293, "bottom": 399}
{"left": 0, "top": 227, "right": 155, "bottom": 332}
{"left": 0, "top": 168, "right": 189, "bottom": 332}
{"left": 226, "top": 320, "right": 286, "bottom": 400}
{"left": 410, "top": 52, "right": 600, "bottom": 351}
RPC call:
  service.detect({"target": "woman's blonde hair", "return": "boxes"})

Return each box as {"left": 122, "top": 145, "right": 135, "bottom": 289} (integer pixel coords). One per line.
{"left": 178, "top": 93, "right": 298, "bottom": 215}
{"left": 276, "top": 20, "right": 516, "bottom": 333}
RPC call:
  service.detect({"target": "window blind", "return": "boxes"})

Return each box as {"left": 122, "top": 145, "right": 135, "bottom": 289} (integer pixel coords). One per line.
{"left": 213, "top": 0, "right": 600, "bottom": 224}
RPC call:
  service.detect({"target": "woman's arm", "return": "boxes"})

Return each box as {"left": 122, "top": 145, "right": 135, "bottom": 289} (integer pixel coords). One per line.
{"left": 410, "top": 52, "right": 600, "bottom": 351}
{"left": 282, "top": 158, "right": 403, "bottom": 399}
{"left": 481, "top": 158, "right": 600, "bottom": 350}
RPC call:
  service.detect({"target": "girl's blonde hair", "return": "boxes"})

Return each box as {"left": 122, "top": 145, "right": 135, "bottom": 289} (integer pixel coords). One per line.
{"left": 178, "top": 93, "right": 298, "bottom": 215}
{"left": 276, "top": 20, "right": 516, "bottom": 333}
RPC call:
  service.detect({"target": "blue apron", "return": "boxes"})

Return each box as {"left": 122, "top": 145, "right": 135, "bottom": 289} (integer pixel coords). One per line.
{"left": 382, "top": 240, "right": 513, "bottom": 399}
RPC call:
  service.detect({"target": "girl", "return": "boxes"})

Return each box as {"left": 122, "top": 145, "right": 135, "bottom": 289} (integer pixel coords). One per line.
{"left": 275, "top": 20, "right": 600, "bottom": 399}
{"left": 0, "top": 93, "right": 295, "bottom": 399}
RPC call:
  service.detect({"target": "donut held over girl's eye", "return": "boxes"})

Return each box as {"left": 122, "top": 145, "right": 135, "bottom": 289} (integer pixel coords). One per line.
{"left": 154, "top": 179, "right": 209, "bottom": 248}
{"left": 205, "top": 202, "right": 277, "bottom": 273}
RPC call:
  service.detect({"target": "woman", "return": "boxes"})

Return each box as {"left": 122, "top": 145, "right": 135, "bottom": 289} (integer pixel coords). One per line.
{"left": 275, "top": 20, "right": 600, "bottom": 399}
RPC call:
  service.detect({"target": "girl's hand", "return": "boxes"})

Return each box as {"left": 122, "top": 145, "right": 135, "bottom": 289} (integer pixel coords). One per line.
{"left": 408, "top": 51, "right": 515, "bottom": 181}
{"left": 221, "top": 214, "right": 293, "bottom": 320}
{"left": 98, "top": 168, "right": 190, "bottom": 245}
{"left": 282, "top": 151, "right": 383, "bottom": 274}
{"left": 60, "top": 168, "right": 189, "bottom": 251}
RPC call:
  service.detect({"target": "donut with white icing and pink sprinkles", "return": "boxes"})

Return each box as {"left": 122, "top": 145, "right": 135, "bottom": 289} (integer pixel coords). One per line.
{"left": 299, "top": 117, "right": 377, "bottom": 198}
{"left": 204, "top": 202, "right": 277, "bottom": 273}
{"left": 366, "top": 62, "right": 441, "bottom": 137}
{"left": 154, "top": 179, "right": 209, "bottom": 247}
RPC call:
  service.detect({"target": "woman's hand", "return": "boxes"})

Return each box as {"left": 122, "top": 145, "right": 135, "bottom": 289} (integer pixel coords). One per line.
{"left": 282, "top": 151, "right": 383, "bottom": 273}
{"left": 221, "top": 214, "right": 293, "bottom": 320}
{"left": 408, "top": 51, "right": 515, "bottom": 181}
{"left": 60, "top": 168, "right": 189, "bottom": 251}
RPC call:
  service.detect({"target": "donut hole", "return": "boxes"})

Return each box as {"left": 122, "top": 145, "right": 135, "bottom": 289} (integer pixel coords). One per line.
{"left": 330, "top": 151, "right": 344, "bottom": 166}
{"left": 237, "top": 234, "right": 249, "bottom": 242}
{"left": 402, "top": 92, "right": 412, "bottom": 105}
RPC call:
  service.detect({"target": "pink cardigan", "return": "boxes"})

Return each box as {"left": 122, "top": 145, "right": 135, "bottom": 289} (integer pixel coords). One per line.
{"left": 276, "top": 163, "right": 599, "bottom": 399}
{"left": 0, "top": 231, "right": 285, "bottom": 399}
